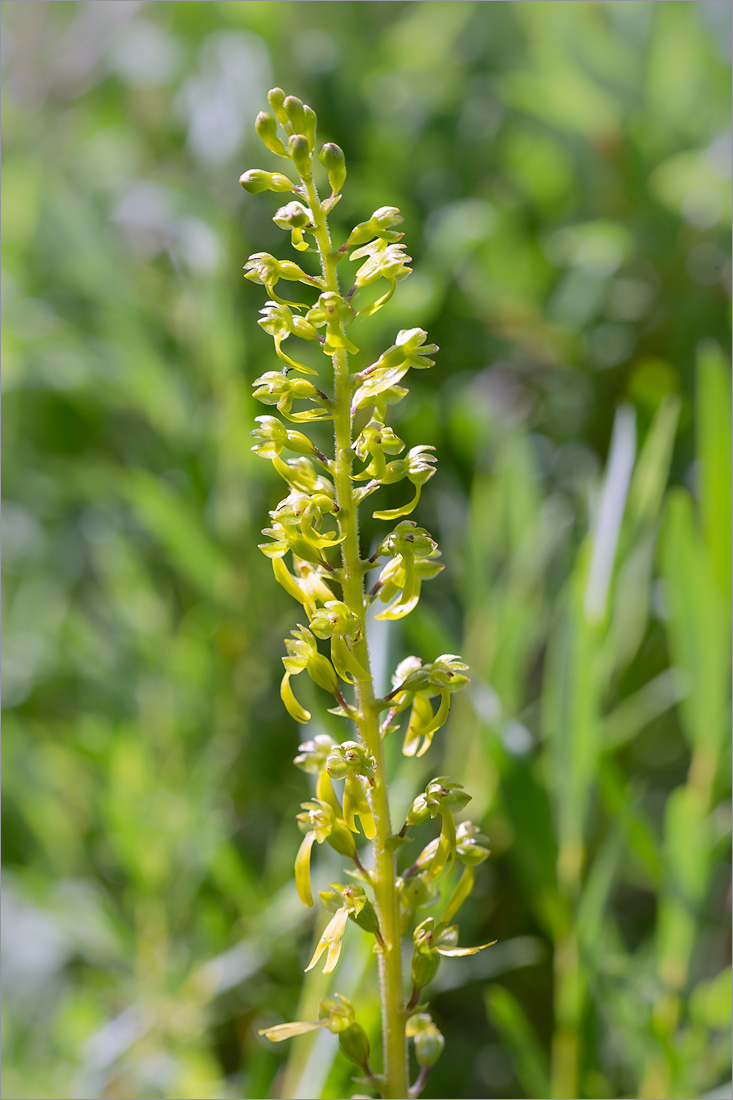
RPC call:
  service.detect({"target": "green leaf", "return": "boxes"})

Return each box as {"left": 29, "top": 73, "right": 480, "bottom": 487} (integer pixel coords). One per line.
{"left": 660, "top": 490, "right": 729, "bottom": 760}
{"left": 696, "top": 341, "right": 732, "bottom": 605}
{"left": 123, "top": 469, "right": 227, "bottom": 601}
{"left": 485, "top": 984, "right": 550, "bottom": 1100}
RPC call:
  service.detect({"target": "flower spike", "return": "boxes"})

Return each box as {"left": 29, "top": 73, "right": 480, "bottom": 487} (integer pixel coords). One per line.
{"left": 240, "top": 89, "right": 480, "bottom": 1098}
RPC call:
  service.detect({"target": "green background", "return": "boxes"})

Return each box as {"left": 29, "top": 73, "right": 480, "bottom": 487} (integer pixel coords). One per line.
{"left": 2, "top": 2, "right": 730, "bottom": 1098}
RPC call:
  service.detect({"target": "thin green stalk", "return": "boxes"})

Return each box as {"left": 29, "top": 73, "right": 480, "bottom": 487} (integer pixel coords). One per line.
{"left": 301, "top": 168, "right": 409, "bottom": 1100}
{"left": 551, "top": 928, "right": 581, "bottom": 1100}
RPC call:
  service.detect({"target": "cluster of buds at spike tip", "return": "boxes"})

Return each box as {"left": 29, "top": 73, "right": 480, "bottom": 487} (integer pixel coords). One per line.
{"left": 242, "top": 89, "right": 485, "bottom": 1099}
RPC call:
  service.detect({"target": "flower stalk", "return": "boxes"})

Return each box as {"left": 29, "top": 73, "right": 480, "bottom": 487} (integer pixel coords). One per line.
{"left": 242, "top": 89, "right": 490, "bottom": 1100}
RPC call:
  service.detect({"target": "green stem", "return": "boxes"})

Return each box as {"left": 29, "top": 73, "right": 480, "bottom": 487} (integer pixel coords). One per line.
{"left": 551, "top": 928, "right": 581, "bottom": 1100}
{"left": 301, "top": 169, "right": 408, "bottom": 1100}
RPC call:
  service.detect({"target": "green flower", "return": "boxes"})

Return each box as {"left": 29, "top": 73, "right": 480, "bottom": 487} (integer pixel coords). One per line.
{"left": 348, "top": 239, "right": 412, "bottom": 316}
{"left": 410, "top": 916, "right": 494, "bottom": 997}
{"left": 259, "top": 992, "right": 359, "bottom": 1041}
{"left": 294, "top": 800, "right": 357, "bottom": 907}
{"left": 327, "top": 741, "right": 376, "bottom": 838}
{"left": 352, "top": 419, "right": 437, "bottom": 520}
{"left": 251, "top": 414, "right": 326, "bottom": 461}
{"left": 351, "top": 329, "right": 438, "bottom": 413}
{"left": 259, "top": 489, "right": 343, "bottom": 567}
{"left": 293, "top": 732, "right": 340, "bottom": 810}
{"left": 344, "top": 206, "right": 404, "bottom": 249}
{"left": 252, "top": 371, "right": 331, "bottom": 422}
{"left": 306, "top": 292, "right": 358, "bottom": 355}
{"left": 309, "top": 601, "right": 370, "bottom": 683}
{"left": 280, "top": 626, "right": 340, "bottom": 723}
{"left": 271, "top": 557, "right": 334, "bottom": 620}
{"left": 306, "top": 883, "right": 381, "bottom": 975}
{"left": 273, "top": 200, "right": 313, "bottom": 252}
{"left": 243, "top": 251, "right": 321, "bottom": 308}
{"left": 371, "top": 521, "right": 443, "bottom": 621}
{"left": 385, "top": 654, "right": 470, "bottom": 757}
{"left": 406, "top": 1013, "right": 445, "bottom": 1069}
{"left": 405, "top": 777, "right": 471, "bottom": 878}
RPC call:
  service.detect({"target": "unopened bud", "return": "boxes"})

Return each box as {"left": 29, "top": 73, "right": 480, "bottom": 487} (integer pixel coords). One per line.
{"left": 239, "top": 169, "right": 294, "bottom": 194}
{"left": 289, "top": 133, "right": 312, "bottom": 176}
{"left": 414, "top": 1024, "right": 444, "bottom": 1067}
{"left": 407, "top": 793, "right": 432, "bottom": 826}
{"left": 326, "top": 746, "right": 350, "bottom": 780}
{"left": 319, "top": 143, "right": 347, "bottom": 194}
{"left": 255, "top": 112, "right": 287, "bottom": 157}
{"left": 303, "top": 104, "right": 318, "bottom": 150}
{"left": 284, "top": 95, "right": 306, "bottom": 133}
{"left": 406, "top": 1013, "right": 445, "bottom": 1068}
{"left": 268, "top": 87, "right": 289, "bottom": 126}
{"left": 273, "top": 201, "right": 310, "bottom": 230}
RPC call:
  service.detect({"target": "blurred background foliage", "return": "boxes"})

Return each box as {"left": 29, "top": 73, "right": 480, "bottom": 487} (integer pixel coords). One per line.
{"left": 1, "top": 2, "right": 731, "bottom": 1098}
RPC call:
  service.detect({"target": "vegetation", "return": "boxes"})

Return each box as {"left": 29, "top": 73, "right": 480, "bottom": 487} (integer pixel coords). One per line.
{"left": 2, "top": 3, "right": 730, "bottom": 1099}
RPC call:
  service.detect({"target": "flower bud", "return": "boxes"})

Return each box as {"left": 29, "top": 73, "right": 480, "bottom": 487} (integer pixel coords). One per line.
{"left": 319, "top": 142, "right": 346, "bottom": 194}
{"left": 273, "top": 201, "right": 310, "bottom": 230}
{"left": 303, "top": 104, "right": 318, "bottom": 150}
{"left": 310, "top": 600, "right": 359, "bottom": 640}
{"left": 412, "top": 1020, "right": 445, "bottom": 1068}
{"left": 289, "top": 133, "right": 312, "bottom": 175}
{"left": 411, "top": 945, "right": 440, "bottom": 990}
{"left": 268, "top": 87, "right": 289, "bottom": 125}
{"left": 406, "top": 793, "right": 432, "bottom": 826}
{"left": 407, "top": 1012, "right": 446, "bottom": 1068}
{"left": 239, "top": 169, "right": 294, "bottom": 194}
{"left": 255, "top": 112, "right": 287, "bottom": 157}
{"left": 272, "top": 200, "right": 313, "bottom": 251}
{"left": 413, "top": 916, "right": 435, "bottom": 951}
{"left": 325, "top": 746, "right": 350, "bottom": 780}
{"left": 338, "top": 1022, "right": 371, "bottom": 1071}
{"left": 425, "top": 777, "right": 471, "bottom": 812}
{"left": 284, "top": 95, "right": 306, "bottom": 133}
{"left": 345, "top": 206, "right": 404, "bottom": 249}
{"left": 326, "top": 740, "right": 375, "bottom": 780}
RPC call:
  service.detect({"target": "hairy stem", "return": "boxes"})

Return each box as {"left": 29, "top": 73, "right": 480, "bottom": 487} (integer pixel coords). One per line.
{"left": 301, "top": 171, "right": 408, "bottom": 1099}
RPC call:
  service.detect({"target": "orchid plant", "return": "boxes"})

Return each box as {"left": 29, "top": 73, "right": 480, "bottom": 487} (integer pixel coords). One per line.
{"left": 240, "top": 89, "right": 492, "bottom": 1100}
